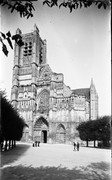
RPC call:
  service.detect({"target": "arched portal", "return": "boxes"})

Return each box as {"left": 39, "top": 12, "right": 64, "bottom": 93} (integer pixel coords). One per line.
{"left": 33, "top": 117, "right": 49, "bottom": 143}
{"left": 56, "top": 124, "right": 66, "bottom": 143}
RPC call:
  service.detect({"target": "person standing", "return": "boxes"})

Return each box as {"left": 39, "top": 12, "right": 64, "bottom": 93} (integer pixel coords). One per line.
{"left": 77, "top": 142, "right": 80, "bottom": 151}
{"left": 35, "top": 140, "right": 37, "bottom": 147}
{"left": 32, "top": 141, "right": 35, "bottom": 147}
{"left": 73, "top": 142, "right": 76, "bottom": 151}
{"left": 37, "top": 141, "right": 40, "bottom": 147}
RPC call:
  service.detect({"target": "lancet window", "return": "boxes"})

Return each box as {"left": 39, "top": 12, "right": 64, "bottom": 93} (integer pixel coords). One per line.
{"left": 23, "top": 42, "right": 32, "bottom": 56}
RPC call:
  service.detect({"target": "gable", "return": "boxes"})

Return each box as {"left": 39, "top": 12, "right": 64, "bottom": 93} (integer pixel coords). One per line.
{"left": 63, "top": 84, "right": 72, "bottom": 97}
{"left": 39, "top": 64, "right": 52, "bottom": 80}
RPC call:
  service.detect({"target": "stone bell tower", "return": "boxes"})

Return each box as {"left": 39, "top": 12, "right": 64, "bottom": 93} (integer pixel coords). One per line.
{"left": 11, "top": 24, "right": 47, "bottom": 140}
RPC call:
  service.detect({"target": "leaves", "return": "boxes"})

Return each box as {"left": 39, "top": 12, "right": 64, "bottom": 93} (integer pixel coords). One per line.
{"left": 59, "top": 2, "right": 67, "bottom": 8}
{"left": 1, "top": 32, "right": 6, "bottom": 39}
{"left": 6, "top": 31, "right": 13, "bottom": 49}
{"left": 43, "top": 0, "right": 61, "bottom": 7}
{"left": 0, "top": 0, "right": 110, "bottom": 19}
{"left": 6, "top": 31, "right": 11, "bottom": 37}
{"left": 12, "top": 34, "right": 24, "bottom": 46}
{"left": 0, "top": 31, "right": 24, "bottom": 56}
{"left": 0, "top": 0, "right": 35, "bottom": 19}
{"left": 98, "top": 2, "right": 103, "bottom": 9}
{"left": 51, "top": 0, "right": 58, "bottom": 6}
{"left": 25, "top": 1, "right": 35, "bottom": 11}
{"left": 103, "top": 3, "right": 107, "bottom": 9}
{"left": 11, "top": 2, "right": 16, "bottom": 13}
{"left": 43, "top": 0, "right": 110, "bottom": 10}
{"left": 0, "top": 35, "right": 9, "bottom": 56}
{"left": 12, "top": 34, "right": 21, "bottom": 41}
{"left": 77, "top": 116, "right": 111, "bottom": 145}
{"left": 43, "top": 0, "right": 51, "bottom": 7}
{"left": 7, "top": 37, "right": 13, "bottom": 49}
{"left": 2, "top": 43, "right": 9, "bottom": 56}
{"left": 79, "top": 1, "right": 82, "bottom": 8}
{"left": 0, "top": 0, "right": 110, "bottom": 57}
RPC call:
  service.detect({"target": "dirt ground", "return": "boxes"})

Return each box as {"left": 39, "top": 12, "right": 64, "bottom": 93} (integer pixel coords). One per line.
{"left": 0, "top": 142, "right": 111, "bottom": 180}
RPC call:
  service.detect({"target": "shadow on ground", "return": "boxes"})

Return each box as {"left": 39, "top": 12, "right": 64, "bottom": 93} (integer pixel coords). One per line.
{"left": 1, "top": 143, "right": 31, "bottom": 166}
{"left": 1, "top": 162, "right": 110, "bottom": 180}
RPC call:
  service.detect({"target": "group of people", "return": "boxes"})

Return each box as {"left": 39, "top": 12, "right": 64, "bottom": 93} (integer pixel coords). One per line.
{"left": 33, "top": 141, "right": 40, "bottom": 147}
{"left": 32, "top": 140, "right": 79, "bottom": 150}
{"left": 73, "top": 141, "right": 80, "bottom": 151}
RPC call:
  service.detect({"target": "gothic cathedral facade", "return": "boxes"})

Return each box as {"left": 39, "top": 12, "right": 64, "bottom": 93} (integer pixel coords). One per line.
{"left": 11, "top": 25, "right": 98, "bottom": 143}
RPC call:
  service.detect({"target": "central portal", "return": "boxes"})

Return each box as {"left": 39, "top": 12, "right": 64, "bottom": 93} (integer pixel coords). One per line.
{"left": 42, "top": 130, "right": 47, "bottom": 143}
{"left": 34, "top": 117, "right": 48, "bottom": 143}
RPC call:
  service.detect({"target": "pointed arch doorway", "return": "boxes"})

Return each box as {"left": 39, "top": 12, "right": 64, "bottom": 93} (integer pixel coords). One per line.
{"left": 34, "top": 117, "right": 49, "bottom": 143}
{"left": 42, "top": 130, "right": 47, "bottom": 143}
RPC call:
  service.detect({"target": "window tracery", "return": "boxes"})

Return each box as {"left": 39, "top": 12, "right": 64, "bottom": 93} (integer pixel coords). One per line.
{"left": 38, "top": 91, "right": 49, "bottom": 114}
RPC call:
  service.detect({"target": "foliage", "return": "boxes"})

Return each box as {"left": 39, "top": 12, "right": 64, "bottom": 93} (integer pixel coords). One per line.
{"left": 94, "top": 116, "right": 111, "bottom": 141}
{"left": 77, "top": 116, "right": 111, "bottom": 147}
{"left": 0, "top": 91, "right": 27, "bottom": 142}
{"left": 0, "top": 0, "right": 110, "bottom": 57}
{"left": 0, "top": 0, "right": 35, "bottom": 19}
{"left": 43, "top": 0, "right": 110, "bottom": 12}
{"left": 77, "top": 121, "right": 90, "bottom": 141}
{"left": 0, "top": 31, "right": 24, "bottom": 56}
{"left": 1, "top": 1, "right": 110, "bottom": 17}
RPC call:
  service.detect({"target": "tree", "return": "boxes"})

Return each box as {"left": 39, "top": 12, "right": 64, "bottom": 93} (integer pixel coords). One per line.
{"left": 76, "top": 121, "right": 91, "bottom": 147}
{"left": 0, "top": 91, "right": 28, "bottom": 151}
{"left": 94, "top": 116, "right": 111, "bottom": 147}
{"left": 0, "top": 0, "right": 111, "bottom": 56}
{"left": 77, "top": 116, "right": 111, "bottom": 147}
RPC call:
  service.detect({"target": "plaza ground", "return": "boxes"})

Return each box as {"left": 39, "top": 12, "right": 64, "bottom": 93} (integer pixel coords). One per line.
{"left": 0, "top": 142, "right": 111, "bottom": 180}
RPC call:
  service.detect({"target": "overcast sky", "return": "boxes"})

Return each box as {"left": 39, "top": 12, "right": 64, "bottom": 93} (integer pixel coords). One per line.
{"left": 0, "top": 1, "right": 111, "bottom": 116}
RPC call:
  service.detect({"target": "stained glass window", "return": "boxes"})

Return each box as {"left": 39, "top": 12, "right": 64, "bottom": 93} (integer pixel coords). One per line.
{"left": 38, "top": 92, "right": 49, "bottom": 114}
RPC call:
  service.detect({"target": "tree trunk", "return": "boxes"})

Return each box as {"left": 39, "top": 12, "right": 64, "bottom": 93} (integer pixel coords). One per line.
{"left": 14, "top": 141, "right": 16, "bottom": 147}
{"left": 9, "top": 140, "right": 11, "bottom": 149}
{"left": 5, "top": 140, "right": 7, "bottom": 151}
{"left": 12, "top": 140, "right": 14, "bottom": 148}
{"left": 86, "top": 140, "right": 88, "bottom": 147}
{"left": 94, "top": 140, "right": 96, "bottom": 147}
{"left": 0, "top": 141, "right": 4, "bottom": 151}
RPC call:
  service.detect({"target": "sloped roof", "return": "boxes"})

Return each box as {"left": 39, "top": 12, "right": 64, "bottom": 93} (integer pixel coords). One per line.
{"left": 72, "top": 88, "right": 90, "bottom": 99}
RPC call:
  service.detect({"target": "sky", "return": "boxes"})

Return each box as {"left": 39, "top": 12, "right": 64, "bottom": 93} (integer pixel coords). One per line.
{"left": 0, "top": 1, "right": 111, "bottom": 116}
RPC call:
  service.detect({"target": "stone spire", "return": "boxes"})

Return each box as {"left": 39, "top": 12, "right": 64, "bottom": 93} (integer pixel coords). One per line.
{"left": 91, "top": 78, "right": 94, "bottom": 86}
{"left": 90, "top": 78, "right": 95, "bottom": 91}
{"left": 34, "top": 24, "right": 39, "bottom": 33}
{"left": 16, "top": 28, "right": 22, "bottom": 34}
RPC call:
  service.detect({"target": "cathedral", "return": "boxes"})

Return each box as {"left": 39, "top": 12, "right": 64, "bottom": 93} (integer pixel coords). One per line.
{"left": 11, "top": 24, "right": 98, "bottom": 143}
